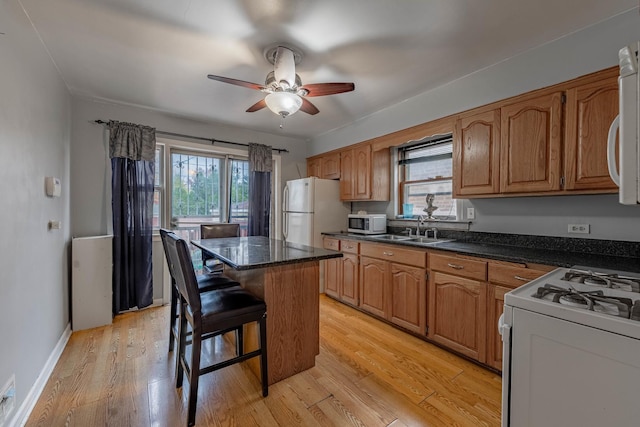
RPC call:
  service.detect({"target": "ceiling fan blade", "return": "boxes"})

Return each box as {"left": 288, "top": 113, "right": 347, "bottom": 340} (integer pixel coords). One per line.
{"left": 246, "top": 99, "right": 267, "bottom": 113}
{"left": 273, "top": 46, "right": 296, "bottom": 89}
{"left": 207, "top": 74, "right": 266, "bottom": 91}
{"left": 300, "top": 98, "right": 319, "bottom": 115}
{"left": 300, "top": 82, "right": 355, "bottom": 97}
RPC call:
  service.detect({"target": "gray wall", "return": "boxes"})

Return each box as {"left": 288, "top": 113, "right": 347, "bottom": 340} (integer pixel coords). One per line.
{"left": 0, "top": 0, "right": 72, "bottom": 421}
{"left": 71, "top": 98, "right": 308, "bottom": 238}
{"left": 312, "top": 9, "right": 640, "bottom": 242}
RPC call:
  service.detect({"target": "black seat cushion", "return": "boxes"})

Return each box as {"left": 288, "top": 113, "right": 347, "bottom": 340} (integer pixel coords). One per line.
{"left": 192, "top": 287, "right": 266, "bottom": 325}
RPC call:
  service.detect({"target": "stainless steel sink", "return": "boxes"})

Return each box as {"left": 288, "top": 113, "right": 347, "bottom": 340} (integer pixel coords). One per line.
{"left": 408, "top": 237, "right": 453, "bottom": 244}
{"left": 370, "top": 234, "right": 413, "bottom": 241}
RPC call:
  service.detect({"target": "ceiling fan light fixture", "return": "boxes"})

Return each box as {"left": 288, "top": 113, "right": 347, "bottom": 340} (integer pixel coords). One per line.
{"left": 265, "top": 91, "right": 302, "bottom": 117}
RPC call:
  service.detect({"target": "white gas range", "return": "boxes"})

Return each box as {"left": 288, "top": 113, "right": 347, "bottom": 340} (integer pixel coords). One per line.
{"left": 500, "top": 266, "right": 640, "bottom": 427}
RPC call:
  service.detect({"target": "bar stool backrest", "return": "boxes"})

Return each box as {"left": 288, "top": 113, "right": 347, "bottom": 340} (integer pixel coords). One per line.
{"left": 164, "top": 232, "right": 202, "bottom": 313}
{"left": 200, "top": 223, "right": 240, "bottom": 239}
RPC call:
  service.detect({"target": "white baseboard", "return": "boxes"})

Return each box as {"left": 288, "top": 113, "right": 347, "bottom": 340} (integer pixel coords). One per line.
{"left": 9, "top": 323, "right": 72, "bottom": 427}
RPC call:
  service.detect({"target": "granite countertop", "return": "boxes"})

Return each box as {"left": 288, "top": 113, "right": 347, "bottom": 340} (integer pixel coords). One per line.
{"left": 322, "top": 232, "right": 640, "bottom": 273}
{"left": 192, "top": 236, "right": 343, "bottom": 271}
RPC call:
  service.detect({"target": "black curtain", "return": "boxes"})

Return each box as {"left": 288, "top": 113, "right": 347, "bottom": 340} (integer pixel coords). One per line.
{"left": 247, "top": 143, "right": 272, "bottom": 237}
{"left": 109, "top": 120, "right": 156, "bottom": 314}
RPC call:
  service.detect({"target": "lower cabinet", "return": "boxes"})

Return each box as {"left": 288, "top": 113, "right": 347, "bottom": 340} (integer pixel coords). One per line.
{"left": 486, "top": 284, "right": 510, "bottom": 370}
{"left": 359, "top": 242, "right": 427, "bottom": 334}
{"left": 428, "top": 271, "right": 487, "bottom": 362}
{"left": 323, "top": 237, "right": 360, "bottom": 307}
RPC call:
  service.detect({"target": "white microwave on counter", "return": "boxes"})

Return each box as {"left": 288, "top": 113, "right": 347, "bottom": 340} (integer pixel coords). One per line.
{"left": 347, "top": 214, "right": 386, "bottom": 234}
{"left": 608, "top": 41, "right": 639, "bottom": 205}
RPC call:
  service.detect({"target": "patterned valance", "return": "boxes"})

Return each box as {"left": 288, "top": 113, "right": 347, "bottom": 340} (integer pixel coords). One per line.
{"left": 108, "top": 120, "right": 156, "bottom": 161}
{"left": 248, "top": 143, "right": 273, "bottom": 173}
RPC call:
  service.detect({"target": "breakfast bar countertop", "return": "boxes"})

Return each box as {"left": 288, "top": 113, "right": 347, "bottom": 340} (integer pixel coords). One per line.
{"left": 192, "top": 236, "right": 343, "bottom": 271}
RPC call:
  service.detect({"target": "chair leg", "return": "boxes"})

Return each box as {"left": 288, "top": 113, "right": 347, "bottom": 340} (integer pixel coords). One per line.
{"left": 187, "top": 322, "right": 202, "bottom": 427}
{"left": 235, "top": 326, "right": 244, "bottom": 356}
{"left": 168, "top": 283, "right": 178, "bottom": 352}
{"left": 176, "top": 298, "right": 187, "bottom": 389}
{"left": 259, "top": 314, "right": 268, "bottom": 397}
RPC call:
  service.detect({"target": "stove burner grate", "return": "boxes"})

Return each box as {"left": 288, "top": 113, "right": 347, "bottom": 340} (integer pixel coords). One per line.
{"left": 534, "top": 284, "right": 639, "bottom": 319}
{"left": 561, "top": 269, "right": 640, "bottom": 293}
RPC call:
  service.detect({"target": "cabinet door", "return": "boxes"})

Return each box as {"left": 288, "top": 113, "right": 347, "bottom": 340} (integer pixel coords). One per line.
{"left": 341, "top": 253, "right": 359, "bottom": 306}
{"left": 324, "top": 257, "right": 341, "bottom": 299}
{"left": 486, "top": 284, "right": 509, "bottom": 371}
{"left": 500, "top": 92, "right": 563, "bottom": 193}
{"left": 321, "top": 152, "right": 341, "bottom": 180}
{"left": 353, "top": 144, "right": 372, "bottom": 199}
{"left": 428, "top": 272, "right": 487, "bottom": 362}
{"left": 340, "top": 149, "right": 355, "bottom": 200}
{"left": 564, "top": 73, "right": 619, "bottom": 191}
{"left": 454, "top": 109, "right": 501, "bottom": 196}
{"left": 359, "top": 256, "right": 388, "bottom": 318}
{"left": 307, "top": 158, "right": 321, "bottom": 178}
{"left": 390, "top": 263, "right": 426, "bottom": 334}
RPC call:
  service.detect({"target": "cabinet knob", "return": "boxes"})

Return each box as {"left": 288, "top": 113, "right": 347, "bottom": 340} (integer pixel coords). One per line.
{"left": 447, "top": 263, "right": 464, "bottom": 270}
{"left": 514, "top": 275, "right": 529, "bottom": 282}
{"left": 383, "top": 251, "right": 394, "bottom": 256}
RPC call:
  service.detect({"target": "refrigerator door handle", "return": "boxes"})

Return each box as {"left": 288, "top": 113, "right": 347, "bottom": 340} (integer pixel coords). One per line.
{"left": 283, "top": 184, "right": 289, "bottom": 213}
{"left": 499, "top": 313, "right": 512, "bottom": 427}
{"left": 283, "top": 212, "right": 289, "bottom": 240}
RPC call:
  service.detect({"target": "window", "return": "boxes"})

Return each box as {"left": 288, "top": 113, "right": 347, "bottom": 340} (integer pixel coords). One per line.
{"left": 152, "top": 145, "right": 163, "bottom": 229}
{"left": 397, "top": 135, "right": 457, "bottom": 220}
{"left": 169, "top": 150, "right": 250, "bottom": 236}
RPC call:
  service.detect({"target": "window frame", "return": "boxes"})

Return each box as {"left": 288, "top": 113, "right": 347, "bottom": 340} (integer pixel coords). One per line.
{"left": 394, "top": 134, "right": 460, "bottom": 221}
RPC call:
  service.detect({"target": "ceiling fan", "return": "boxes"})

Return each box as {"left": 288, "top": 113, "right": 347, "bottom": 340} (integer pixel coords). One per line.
{"left": 207, "top": 45, "right": 355, "bottom": 122}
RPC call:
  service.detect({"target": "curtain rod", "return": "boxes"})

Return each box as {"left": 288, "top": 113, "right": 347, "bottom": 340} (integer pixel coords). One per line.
{"left": 93, "top": 120, "right": 289, "bottom": 153}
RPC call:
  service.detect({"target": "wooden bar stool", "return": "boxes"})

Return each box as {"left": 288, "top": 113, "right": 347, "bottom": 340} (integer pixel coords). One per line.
{"left": 163, "top": 232, "right": 268, "bottom": 427}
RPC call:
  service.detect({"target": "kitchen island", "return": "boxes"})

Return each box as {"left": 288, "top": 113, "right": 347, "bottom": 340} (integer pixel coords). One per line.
{"left": 192, "top": 236, "right": 342, "bottom": 385}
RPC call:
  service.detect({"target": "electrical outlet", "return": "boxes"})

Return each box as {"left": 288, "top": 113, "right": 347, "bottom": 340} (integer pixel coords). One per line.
{"left": 568, "top": 224, "right": 590, "bottom": 234}
{"left": 0, "top": 375, "right": 15, "bottom": 426}
{"left": 467, "top": 207, "right": 475, "bottom": 220}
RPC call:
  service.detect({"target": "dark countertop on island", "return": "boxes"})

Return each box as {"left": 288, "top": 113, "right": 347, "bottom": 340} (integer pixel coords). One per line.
{"left": 322, "top": 232, "right": 640, "bottom": 273}
{"left": 192, "top": 236, "right": 343, "bottom": 271}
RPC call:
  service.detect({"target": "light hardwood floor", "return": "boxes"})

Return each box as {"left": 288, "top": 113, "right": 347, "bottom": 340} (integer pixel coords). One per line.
{"left": 26, "top": 295, "right": 502, "bottom": 426}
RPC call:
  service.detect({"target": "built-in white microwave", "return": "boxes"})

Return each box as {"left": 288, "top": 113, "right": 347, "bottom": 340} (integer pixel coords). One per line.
{"left": 608, "top": 41, "right": 639, "bottom": 205}
{"left": 347, "top": 214, "right": 386, "bottom": 234}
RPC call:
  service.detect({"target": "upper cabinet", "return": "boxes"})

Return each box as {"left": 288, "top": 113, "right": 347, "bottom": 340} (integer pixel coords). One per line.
{"left": 500, "top": 91, "right": 563, "bottom": 193}
{"left": 306, "top": 152, "right": 340, "bottom": 180}
{"left": 453, "top": 66, "right": 619, "bottom": 198}
{"left": 340, "top": 143, "right": 389, "bottom": 201}
{"left": 453, "top": 109, "right": 501, "bottom": 196}
{"left": 564, "top": 69, "right": 619, "bottom": 191}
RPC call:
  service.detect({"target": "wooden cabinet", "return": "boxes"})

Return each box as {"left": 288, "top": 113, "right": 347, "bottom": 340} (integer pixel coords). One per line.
{"left": 428, "top": 253, "right": 488, "bottom": 361}
{"left": 564, "top": 69, "right": 619, "bottom": 191}
{"left": 339, "top": 143, "right": 389, "bottom": 201}
{"left": 359, "top": 242, "right": 427, "bottom": 333}
{"left": 307, "top": 157, "right": 321, "bottom": 178}
{"left": 307, "top": 153, "right": 341, "bottom": 179}
{"left": 500, "top": 91, "right": 563, "bottom": 193}
{"left": 485, "top": 261, "right": 554, "bottom": 370}
{"left": 359, "top": 255, "right": 388, "bottom": 318}
{"left": 322, "top": 238, "right": 359, "bottom": 306}
{"left": 453, "top": 109, "right": 501, "bottom": 197}
{"left": 321, "top": 152, "right": 341, "bottom": 180}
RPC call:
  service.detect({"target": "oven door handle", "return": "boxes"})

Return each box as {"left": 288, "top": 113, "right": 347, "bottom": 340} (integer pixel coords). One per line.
{"left": 499, "top": 313, "right": 512, "bottom": 427}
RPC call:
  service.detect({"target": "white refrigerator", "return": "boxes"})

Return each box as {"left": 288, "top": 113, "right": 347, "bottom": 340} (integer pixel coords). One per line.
{"left": 282, "top": 177, "right": 349, "bottom": 248}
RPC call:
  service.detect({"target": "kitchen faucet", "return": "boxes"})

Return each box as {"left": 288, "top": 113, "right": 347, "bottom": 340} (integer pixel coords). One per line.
{"left": 425, "top": 227, "right": 438, "bottom": 240}
{"left": 417, "top": 215, "right": 427, "bottom": 236}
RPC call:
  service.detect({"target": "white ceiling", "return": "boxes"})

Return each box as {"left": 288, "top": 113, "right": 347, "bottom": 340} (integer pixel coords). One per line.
{"left": 19, "top": 0, "right": 637, "bottom": 139}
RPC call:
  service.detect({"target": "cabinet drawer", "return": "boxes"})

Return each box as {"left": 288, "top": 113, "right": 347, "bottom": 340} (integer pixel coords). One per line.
{"left": 323, "top": 237, "right": 340, "bottom": 251}
{"left": 429, "top": 252, "right": 487, "bottom": 281}
{"left": 360, "top": 242, "right": 426, "bottom": 268}
{"left": 488, "top": 263, "right": 551, "bottom": 289}
{"left": 340, "top": 240, "right": 359, "bottom": 254}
